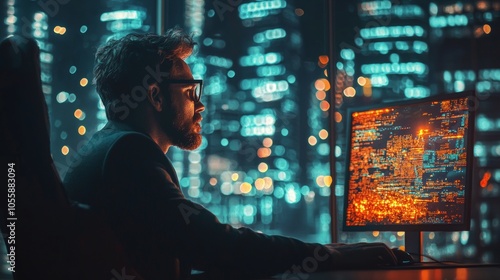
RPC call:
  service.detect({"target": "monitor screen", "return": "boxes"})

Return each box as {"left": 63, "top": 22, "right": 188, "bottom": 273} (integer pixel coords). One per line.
{"left": 343, "top": 93, "right": 475, "bottom": 232}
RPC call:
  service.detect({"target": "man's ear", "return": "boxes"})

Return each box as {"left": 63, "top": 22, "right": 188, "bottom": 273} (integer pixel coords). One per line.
{"left": 147, "top": 83, "right": 163, "bottom": 112}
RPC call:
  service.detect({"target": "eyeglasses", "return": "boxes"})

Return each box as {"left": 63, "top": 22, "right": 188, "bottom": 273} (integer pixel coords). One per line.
{"left": 164, "top": 79, "right": 203, "bottom": 103}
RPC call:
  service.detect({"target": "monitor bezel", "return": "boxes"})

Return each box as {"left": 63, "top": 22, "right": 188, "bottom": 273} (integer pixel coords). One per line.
{"left": 342, "top": 91, "right": 476, "bottom": 232}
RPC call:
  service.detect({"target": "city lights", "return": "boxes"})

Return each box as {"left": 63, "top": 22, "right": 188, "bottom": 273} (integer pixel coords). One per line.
{"left": 8, "top": 0, "right": 497, "bottom": 262}
{"left": 315, "top": 90, "right": 326, "bottom": 100}
{"left": 78, "top": 125, "right": 86, "bottom": 135}
{"left": 238, "top": 0, "right": 287, "bottom": 20}
{"left": 320, "top": 100, "right": 330, "bottom": 111}
{"left": 258, "top": 163, "right": 269, "bottom": 173}
{"left": 73, "top": 109, "right": 85, "bottom": 120}
{"left": 240, "top": 182, "right": 252, "bottom": 194}
{"left": 308, "top": 136, "right": 318, "bottom": 146}
{"left": 80, "top": 78, "right": 88, "bottom": 87}
{"left": 53, "top": 26, "right": 67, "bottom": 35}
{"left": 319, "top": 129, "right": 329, "bottom": 140}
{"left": 314, "top": 78, "right": 330, "bottom": 91}
{"left": 360, "top": 25, "right": 425, "bottom": 39}
{"left": 263, "top": 137, "right": 273, "bottom": 147}
{"left": 343, "top": 86, "right": 356, "bottom": 97}
{"left": 100, "top": 10, "right": 146, "bottom": 22}
{"left": 61, "top": 146, "right": 69, "bottom": 156}
{"left": 429, "top": 14, "right": 469, "bottom": 28}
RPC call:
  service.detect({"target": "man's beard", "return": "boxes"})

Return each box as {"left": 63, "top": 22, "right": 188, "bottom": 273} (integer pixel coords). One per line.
{"left": 161, "top": 107, "right": 202, "bottom": 151}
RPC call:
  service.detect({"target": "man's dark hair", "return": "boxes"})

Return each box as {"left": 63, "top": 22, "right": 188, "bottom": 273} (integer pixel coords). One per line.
{"left": 93, "top": 28, "right": 195, "bottom": 120}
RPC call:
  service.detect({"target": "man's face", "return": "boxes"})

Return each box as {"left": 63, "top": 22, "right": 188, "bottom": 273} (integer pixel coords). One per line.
{"left": 159, "top": 60, "right": 204, "bottom": 150}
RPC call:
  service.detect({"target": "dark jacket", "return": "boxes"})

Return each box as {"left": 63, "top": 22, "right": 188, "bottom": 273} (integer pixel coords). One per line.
{"left": 63, "top": 121, "right": 332, "bottom": 279}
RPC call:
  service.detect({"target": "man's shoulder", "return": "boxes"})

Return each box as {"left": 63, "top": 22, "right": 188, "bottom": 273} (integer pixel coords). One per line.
{"left": 63, "top": 128, "right": 168, "bottom": 202}
{"left": 92, "top": 129, "right": 169, "bottom": 178}
{"left": 64, "top": 128, "right": 162, "bottom": 181}
{"left": 102, "top": 129, "right": 164, "bottom": 160}
{"left": 82, "top": 128, "right": 158, "bottom": 157}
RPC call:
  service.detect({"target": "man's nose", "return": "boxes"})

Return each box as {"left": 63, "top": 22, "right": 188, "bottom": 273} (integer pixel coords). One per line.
{"left": 195, "top": 101, "right": 205, "bottom": 113}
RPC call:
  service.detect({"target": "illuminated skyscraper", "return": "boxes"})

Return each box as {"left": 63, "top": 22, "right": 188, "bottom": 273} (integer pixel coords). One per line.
{"left": 234, "top": 1, "right": 305, "bottom": 232}
{"left": 428, "top": 1, "right": 500, "bottom": 262}
{"left": 355, "top": 1, "right": 430, "bottom": 100}
{"left": 428, "top": 1, "right": 500, "bottom": 96}
{"left": 305, "top": 57, "right": 335, "bottom": 243}
{"left": 4, "top": 0, "right": 16, "bottom": 38}
{"left": 182, "top": 0, "right": 328, "bottom": 237}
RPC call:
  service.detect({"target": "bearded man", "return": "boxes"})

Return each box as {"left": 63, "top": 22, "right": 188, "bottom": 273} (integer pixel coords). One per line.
{"left": 63, "top": 28, "right": 397, "bottom": 279}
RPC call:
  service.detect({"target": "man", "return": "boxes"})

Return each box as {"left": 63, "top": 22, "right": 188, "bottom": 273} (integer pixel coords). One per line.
{"left": 63, "top": 28, "right": 397, "bottom": 279}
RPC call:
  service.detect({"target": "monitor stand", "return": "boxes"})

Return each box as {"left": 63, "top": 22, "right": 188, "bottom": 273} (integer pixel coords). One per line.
{"left": 405, "top": 231, "right": 423, "bottom": 262}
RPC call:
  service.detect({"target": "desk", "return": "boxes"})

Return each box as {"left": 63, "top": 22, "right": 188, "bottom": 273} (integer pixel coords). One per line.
{"left": 268, "top": 264, "right": 500, "bottom": 280}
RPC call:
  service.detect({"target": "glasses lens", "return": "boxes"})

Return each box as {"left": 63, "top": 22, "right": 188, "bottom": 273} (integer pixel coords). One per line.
{"left": 195, "top": 82, "right": 202, "bottom": 101}
{"left": 165, "top": 79, "right": 202, "bottom": 101}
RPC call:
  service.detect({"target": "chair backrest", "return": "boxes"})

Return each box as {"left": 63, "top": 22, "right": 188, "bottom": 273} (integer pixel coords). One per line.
{"left": 0, "top": 35, "right": 143, "bottom": 280}
{"left": 1, "top": 34, "right": 71, "bottom": 280}
{"left": 1, "top": 35, "right": 69, "bottom": 207}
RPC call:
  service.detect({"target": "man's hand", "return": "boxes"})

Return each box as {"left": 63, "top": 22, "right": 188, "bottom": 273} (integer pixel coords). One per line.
{"left": 324, "top": 242, "right": 398, "bottom": 269}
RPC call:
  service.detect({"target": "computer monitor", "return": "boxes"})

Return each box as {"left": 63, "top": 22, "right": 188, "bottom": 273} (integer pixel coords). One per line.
{"left": 342, "top": 92, "right": 475, "bottom": 255}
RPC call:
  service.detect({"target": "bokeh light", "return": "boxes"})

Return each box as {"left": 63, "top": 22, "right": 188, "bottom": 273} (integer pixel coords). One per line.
{"left": 357, "top": 76, "right": 367, "bottom": 86}
{"left": 319, "top": 129, "right": 328, "bottom": 140}
{"left": 314, "top": 78, "right": 331, "bottom": 91}
{"left": 343, "top": 86, "right": 356, "bottom": 97}
{"left": 320, "top": 100, "right": 330, "bottom": 111}
{"left": 483, "top": 24, "right": 492, "bottom": 34}
{"left": 74, "top": 109, "right": 83, "bottom": 120}
{"left": 263, "top": 137, "right": 273, "bottom": 147}
{"left": 258, "top": 162, "right": 269, "bottom": 172}
{"left": 319, "top": 55, "right": 329, "bottom": 64}
{"left": 240, "top": 182, "right": 252, "bottom": 194}
{"left": 316, "top": 90, "right": 326, "bottom": 100}
{"left": 209, "top": 178, "right": 217, "bottom": 186}
{"left": 255, "top": 178, "right": 265, "bottom": 190}
{"left": 231, "top": 173, "right": 239, "bottom": 181}
{"left": 308, "top": 136, "right": 318, "bottom": 146}
{"left": 335, "top": 112, "right": 343, "bottom": 123}
{"left": 80, "top": 78, "right": 88, "bottom": 87}
{"left": 323, "top": 176, "right": 332, "bottom": 187}
{"left": 54, "top": 26, "right": 66, "bottom": 35}
{"left": 257, "top": 147, "right": 272, "bottom": 158}
{"left": 78, "top": 125, "right": 86, "bottom": 135}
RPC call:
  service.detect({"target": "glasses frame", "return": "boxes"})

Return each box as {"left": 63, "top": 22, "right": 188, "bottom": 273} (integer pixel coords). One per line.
{"left": 164, "top": 79, "right": 203, "bottom": 103}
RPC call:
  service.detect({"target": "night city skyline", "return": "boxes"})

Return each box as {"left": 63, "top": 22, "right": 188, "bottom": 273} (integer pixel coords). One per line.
{"left": 2, "top": 2, "right": 500, "bottom": 277}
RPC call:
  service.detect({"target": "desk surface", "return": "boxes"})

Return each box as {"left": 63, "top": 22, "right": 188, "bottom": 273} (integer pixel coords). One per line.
{"left": 190, "top": 264, "right": 500, "bottom": 280}
{"left": 269, "top": 264, "right": 500, "bottom": 280}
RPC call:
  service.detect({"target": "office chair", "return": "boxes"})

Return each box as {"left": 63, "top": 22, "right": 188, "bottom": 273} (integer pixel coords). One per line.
{"left": 0, "top": 35, "right": 143, "bottom": 280}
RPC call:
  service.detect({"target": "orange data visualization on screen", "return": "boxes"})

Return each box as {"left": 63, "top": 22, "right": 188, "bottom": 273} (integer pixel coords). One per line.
{"left": 345, "top": 97, "right": 471, "bottom": 227}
